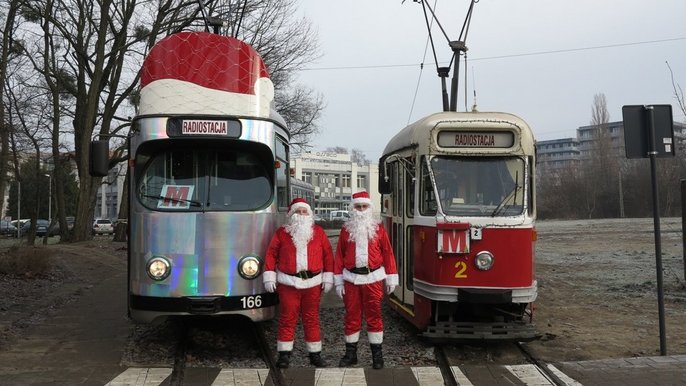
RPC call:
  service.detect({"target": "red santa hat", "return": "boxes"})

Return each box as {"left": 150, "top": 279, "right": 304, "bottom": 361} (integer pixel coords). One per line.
{"left": 351, "top": 191, "right": 372, "bottom": 206}
{"left": 288, "top": 197, "right": 312, "bottom": 216}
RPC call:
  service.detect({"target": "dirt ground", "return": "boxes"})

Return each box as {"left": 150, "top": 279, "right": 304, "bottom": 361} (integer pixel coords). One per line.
{"left": 525, "top": 217, "right": 686, "bottom": 362}
{"left": 1, "top": 218, "right": 685, "bottom": 362}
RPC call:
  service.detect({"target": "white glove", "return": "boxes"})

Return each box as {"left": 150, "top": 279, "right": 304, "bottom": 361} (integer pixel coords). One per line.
{"left": 264, "top": 281, "right": 277, "bottom": 293}
{"left": 386, "top": 284, "right": 396, "bottom": 295}
{"left": 322, "top": 282, "right": 333, "bottom": 293}
{"left": 336, "top": 284, "right": 345, "bottom": 298}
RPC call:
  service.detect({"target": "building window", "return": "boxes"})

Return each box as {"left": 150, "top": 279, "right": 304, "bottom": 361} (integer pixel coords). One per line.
{"left": 357, "top": 175, "right": 367, "bottom": 189}
{"left": 342, "top": 174, "right": 351, "bottom": 188}
{"left": 303, "top": 172, "right": 312, "bottom": 184}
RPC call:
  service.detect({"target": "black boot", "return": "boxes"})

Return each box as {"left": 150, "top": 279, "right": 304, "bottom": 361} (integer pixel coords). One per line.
{"left": 338, "top": 342, "right": 358, "bottom": 367}
{"left": 276, "top": 351, "right": 291, "bottom": 368}
{"left": 309, "top": 351, "right": 326, "bottom": 367}
{"left": 370, "top": 344, "right": 384, "bottom": 369}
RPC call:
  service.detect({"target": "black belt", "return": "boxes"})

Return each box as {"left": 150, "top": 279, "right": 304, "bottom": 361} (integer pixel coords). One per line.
{"left": 286, "top": 270, "right": 321, "bottom": 279}
{"left": 349, "top": 266, "right": 380, "bottom": 275}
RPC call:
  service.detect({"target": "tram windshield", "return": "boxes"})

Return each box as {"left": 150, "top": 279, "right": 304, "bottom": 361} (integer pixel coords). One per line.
{"left": 429, "top": 156, "right": 525, "bottom": 217}
{"left": 137, "top": 143, "right": 273, "bottom": 211}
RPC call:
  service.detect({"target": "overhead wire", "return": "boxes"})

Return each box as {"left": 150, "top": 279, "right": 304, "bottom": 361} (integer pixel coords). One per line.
{"left": 460, "top": 0, "right": 477, "bottom": 111}
{"left": 301, "top": 37, "right": 686, "bottom": 71}
{"left": 408, "top": 0, "right": 440, "bottom": 124}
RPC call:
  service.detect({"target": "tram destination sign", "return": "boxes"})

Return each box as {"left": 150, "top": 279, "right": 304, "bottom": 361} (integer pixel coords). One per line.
{"left": 167, "top": 118, "right": 241, "bottom": 137}
{"left": 438, "top": 131, "right": 514, "bottom": 148}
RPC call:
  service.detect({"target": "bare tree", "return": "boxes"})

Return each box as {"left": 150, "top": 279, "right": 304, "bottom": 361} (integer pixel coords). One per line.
{"left": 0, "top": 0, "right": 21, "bottom": 218}
{"left": 5, "top": 67, "right": 53, "bottom": 244}
{"left": 351, "top": 148, "right": 370, "bottom": 166}
{"left": 666, "top": 61, "right": 686, "bottom": 119}
{"left": 209, "top": 0, "right": 324, "bottom": 148}
{"left": 4, "top": 0, "right": 323, "bottom": 243}
{"left": 326, "top": 147, "right": 348, "bottom": 154}
{"left": 16, "top": 0, "right": 206, "bottom": 241}
{"left": 579, "top": 93, "right": 620, "bottom": 218}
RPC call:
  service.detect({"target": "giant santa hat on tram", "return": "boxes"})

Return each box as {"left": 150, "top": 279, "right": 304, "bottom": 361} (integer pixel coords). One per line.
{"left": 138, "top": 31, "right": 274, "bottom": 118}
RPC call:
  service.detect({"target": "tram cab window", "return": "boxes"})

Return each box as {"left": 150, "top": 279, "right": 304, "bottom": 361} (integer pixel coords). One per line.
{"left": 430, "top": 156, "right": 525, "bottom": 217}
{"left": 137, "top": 142, "right": 273, "bottom": 211}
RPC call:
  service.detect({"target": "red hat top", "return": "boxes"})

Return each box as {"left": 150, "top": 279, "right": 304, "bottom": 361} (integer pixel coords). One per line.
{"left": 288, "top": 197, "right": 311, "bottom": 216}
{"left": 351, "top": 191, "right": 372, "bottom": 206}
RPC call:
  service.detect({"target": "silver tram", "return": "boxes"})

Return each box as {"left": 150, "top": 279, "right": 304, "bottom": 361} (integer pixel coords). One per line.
{"left": 92, "top": 31, "right": 289, "bottom": 323}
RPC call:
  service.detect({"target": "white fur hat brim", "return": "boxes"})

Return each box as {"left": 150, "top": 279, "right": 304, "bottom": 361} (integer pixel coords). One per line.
{"left": 351, "top": 197, "right": 372, "bottom": 206}
{"left": 288, "top": 202, "right": 312, "bottom": 216}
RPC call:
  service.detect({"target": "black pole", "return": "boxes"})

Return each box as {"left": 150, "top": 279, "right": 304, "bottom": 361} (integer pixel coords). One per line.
{"left": 448, "top": 41, "right": 466, "bottom": 112}
{"left": 438, "top": 67, "right": 450, "bottom": 112}
{"left": 647, "top": 106, "right": 667, "bottom": 355}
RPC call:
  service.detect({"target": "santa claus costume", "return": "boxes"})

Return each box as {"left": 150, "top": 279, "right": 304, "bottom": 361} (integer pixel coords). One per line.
{"left": 334, "top": 191, "right": 398, "bottom": 369}
{"left": 263, "top": 198, "right": 334, "bottom": 368}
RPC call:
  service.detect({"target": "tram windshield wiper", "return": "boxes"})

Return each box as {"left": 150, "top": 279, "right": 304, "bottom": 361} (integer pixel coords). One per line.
{"left": 140, "top": 194, "right": 202, "bottom": 207}
{"left": 491, "top": 172, "right": 521, "bottom": 217}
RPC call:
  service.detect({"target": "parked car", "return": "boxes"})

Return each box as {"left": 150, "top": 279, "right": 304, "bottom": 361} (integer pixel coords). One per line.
{"left": 16, "top": 219, "right": 50, "bottom": 237}
{"left": 329, "top": 210, "right": 350, "bottom": 221}
{"left": 0, "top": 220, "right": 17, "bottom": 236}
{"left": 66, "top": 216, "right": 75, "bottom": 230}
{"left": 92, "top": 219, "right": 114, "bottom": 235}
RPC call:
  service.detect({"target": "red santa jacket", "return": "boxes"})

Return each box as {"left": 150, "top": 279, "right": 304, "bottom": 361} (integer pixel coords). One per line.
{"left": 264, "top": 225, "right": 334, "bottom": 289}
{"left": 334, "top": 224, "right": 399, "bottom": 286}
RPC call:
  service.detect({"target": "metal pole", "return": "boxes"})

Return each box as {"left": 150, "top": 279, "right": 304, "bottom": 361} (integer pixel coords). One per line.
{"left": 45, "top": 174, "right": 51, "bottom": 221}
{"left": 17, "top": 181, "right": 20, "bottom": 238}
{"left": 646, "top": 105, "right": 667, "bottom": 355}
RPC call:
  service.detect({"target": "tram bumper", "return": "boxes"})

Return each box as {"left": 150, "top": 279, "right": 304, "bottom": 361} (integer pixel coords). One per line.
{"left": 129, "top": 293, "right": 278, "bottom": 324}
{"left": 415, "top": 282, "right": 539, "bottom": 341}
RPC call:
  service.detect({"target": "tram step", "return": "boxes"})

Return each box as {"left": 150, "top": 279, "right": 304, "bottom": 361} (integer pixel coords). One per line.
{"left": 423, "top": 321, "right": 539, "bottom": 341}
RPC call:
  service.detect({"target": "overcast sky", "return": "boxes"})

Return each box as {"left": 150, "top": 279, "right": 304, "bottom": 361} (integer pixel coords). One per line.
{"left": 294, "top": 0, "right": 686, "bottom": 161}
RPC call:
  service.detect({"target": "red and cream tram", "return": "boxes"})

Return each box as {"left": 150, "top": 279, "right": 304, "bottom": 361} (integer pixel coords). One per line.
{"left": 379, "top": 111, "right": 538, "bottom": 340}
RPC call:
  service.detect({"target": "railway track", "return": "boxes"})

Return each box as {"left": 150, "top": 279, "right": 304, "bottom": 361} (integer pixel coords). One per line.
{"left": 434, "top": 340, "right": 576, "bottom": 386}
{"left": 157, "top": 317, "right": 285, "bottom": 386}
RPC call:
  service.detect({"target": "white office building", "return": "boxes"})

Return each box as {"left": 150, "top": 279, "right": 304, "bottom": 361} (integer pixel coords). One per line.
{"left": 291, "top": 151, "right": 379, "bottom": 218}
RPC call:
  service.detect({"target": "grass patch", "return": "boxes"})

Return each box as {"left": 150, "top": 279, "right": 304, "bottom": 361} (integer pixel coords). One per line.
{"left": 0, "top": 245, "right": 53, "bottom": 277}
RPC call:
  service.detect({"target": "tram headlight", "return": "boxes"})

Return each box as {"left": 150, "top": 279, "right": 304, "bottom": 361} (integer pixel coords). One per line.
{"left": 238, "top": 255, "right": 262, "bottom": 280}
{"left": 146, "top": 256, "right": 171, "bottom": 281}
{"left": 474, "top": 251, "right": 494, "bottom": 271}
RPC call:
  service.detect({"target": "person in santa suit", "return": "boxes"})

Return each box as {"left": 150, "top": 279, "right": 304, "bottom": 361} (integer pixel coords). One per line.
{"left": 334, "top": 191, "right": 398, "bottom": 369}
{"left": 263, "top": 197, "right": 334, "bottom": 368}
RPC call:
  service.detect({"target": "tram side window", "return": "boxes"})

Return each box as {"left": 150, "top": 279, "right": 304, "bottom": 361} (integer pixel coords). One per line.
{"left": 420, "top": 157, "right": 437, "bottom": 215}
{"left": 406, "top": 157, "right": 415, "bottom": 218}
{"left": 275, "top": 138, "right": 289, "bottom": 210}
{"left": 392, "top": 162, "right": 402, "bottom": 218}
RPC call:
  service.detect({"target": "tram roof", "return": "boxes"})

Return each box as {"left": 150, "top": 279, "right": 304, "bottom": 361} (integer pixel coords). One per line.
{"left": 382, "top": 111, "right": 535, "bottom": 157}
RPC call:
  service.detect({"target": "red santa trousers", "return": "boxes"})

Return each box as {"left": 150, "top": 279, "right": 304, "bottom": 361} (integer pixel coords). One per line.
{"left": 342, "top": 280, "right": 385, "bottom": 339}
{"left": 277, "top": 284, "right": 322, "bottom": 351}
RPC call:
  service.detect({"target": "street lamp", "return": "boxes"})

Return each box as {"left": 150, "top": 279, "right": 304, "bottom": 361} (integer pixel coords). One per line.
{"left": 44, "top": 174, "right": 51, "bottom": 221}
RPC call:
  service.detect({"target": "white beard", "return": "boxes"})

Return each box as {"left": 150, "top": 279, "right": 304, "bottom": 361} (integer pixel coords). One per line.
{"left": 345, "top": 208, "right": 377, "bottom": 243}
{"left": 285, "top": 214, "right": 314, "bottom": 271}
